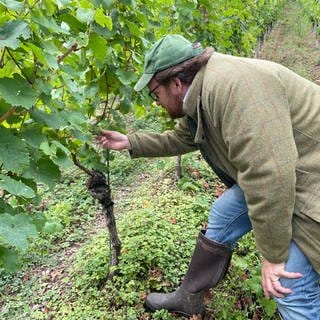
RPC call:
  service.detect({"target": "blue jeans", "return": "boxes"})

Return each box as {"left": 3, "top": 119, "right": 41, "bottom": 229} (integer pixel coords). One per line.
{"left": 205, "top": 184, "right": 320, "bottom": 320}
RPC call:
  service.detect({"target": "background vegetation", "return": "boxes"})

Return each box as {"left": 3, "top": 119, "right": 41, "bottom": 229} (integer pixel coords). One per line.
{"left": 0, "top": 0, "right": 285, "bottom": 269}
{"left": 1, "top": 0, "right": 319, "bottom": 319}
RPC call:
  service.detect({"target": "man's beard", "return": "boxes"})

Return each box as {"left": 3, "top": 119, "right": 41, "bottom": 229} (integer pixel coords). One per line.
{"left": 166, "top": 96, "right": 184, "bottom": 119}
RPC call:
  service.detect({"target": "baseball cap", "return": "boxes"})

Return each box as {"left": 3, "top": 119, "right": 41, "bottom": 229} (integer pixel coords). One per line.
{"left": 134, "top": 34, "right": 204, "bottom": 91}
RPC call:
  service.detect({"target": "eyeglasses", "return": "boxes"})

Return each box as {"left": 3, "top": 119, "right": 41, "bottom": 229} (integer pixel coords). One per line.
{"left": 148, "top": 84, "right": 160, "bottom": 101}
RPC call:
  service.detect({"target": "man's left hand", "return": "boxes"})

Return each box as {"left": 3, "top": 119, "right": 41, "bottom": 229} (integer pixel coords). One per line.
{"left": 261, "top": 258, "right": 303, "bottom": 298}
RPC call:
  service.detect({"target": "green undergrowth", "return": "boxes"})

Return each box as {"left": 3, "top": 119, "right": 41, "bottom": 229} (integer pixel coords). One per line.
{"left": 0, "top": 151, "right": 279, "bottom": 319}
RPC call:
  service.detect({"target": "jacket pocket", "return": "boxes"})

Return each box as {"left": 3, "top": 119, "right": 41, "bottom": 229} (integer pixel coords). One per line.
{"left": 295, "top": 168, "right": 320, "bottom": 223}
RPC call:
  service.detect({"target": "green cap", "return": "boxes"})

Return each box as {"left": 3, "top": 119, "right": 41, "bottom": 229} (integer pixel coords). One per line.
{"left": 134, "top": 34, "right": 203, "bottom": 91}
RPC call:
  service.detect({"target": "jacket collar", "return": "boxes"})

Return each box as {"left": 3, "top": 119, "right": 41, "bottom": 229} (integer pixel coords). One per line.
{"left": 183, "top": 66, "right": 206, "bottom": 119}
{"left": 183, "top": 66, "right": 206, "bottom": 144}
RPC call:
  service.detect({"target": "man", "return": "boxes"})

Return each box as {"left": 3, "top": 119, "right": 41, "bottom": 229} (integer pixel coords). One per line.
{"left": 96, "top": 34, "right": 320, "bottom": 319}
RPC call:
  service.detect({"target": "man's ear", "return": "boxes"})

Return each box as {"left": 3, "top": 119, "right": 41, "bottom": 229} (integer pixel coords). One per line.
{"left": 170, "top": 77, "right": 183, "bottom": 89}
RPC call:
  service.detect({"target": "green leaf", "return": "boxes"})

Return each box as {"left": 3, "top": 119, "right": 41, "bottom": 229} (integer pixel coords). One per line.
{"left": 59, "top": 13, "right": 86, "bottom": 33}
{"left": 31, "top": 212, "right": 47, "bottom": 232}
{"left": 0, "top": 127, "right": 29, "bottom": 174}
{"left": 119, "top": 0, "right": 135, "bottom": 5}
{"left": 42, "top": 220, "right": 63, "bottom": 235}
{"left": 0, "top": 198, "right": 14, "bottom": 215}
{"left": 134, "top": 104, "right": 147, "bottom": 118}
{"left": 116, "top": 69, "right": 137, "bottom": 85}
{"left": 93, "top": 0, "right": 113, "bottom": 10}
{"left": 0, "top": 0, "right": 23, "bottom": 11}
{"left": 126, "top": 21, "right": 142, "bottom": 37}
{"left": 88, "top": 32, "right": 107, "bottom": 62}
{"left": 0, "top": 213, "right": 37, "bottom": 250}
{"left": 68, "top": 128, "right": 91, "bottom": 143}
{"left": 23, "top": 157, "right": 61, "bottom": 189}
{"left": 24, "top": 43, "right": 49, "bottom": 67}
{"left": 0, "top": 98, "right": 11, "bottom": 115}
{"left": 63, "top": 110, "right": 87, "bottom": 129}
{"left": 76, "top": 7, "right": 95, "bottom": 23}
{"left": 54, "top": 148, "right": 73, "bottom": 169}
{"left": 39, "top": 140, "right": 58, "bottom": 157}
{"left": 246, "top": 274, "right": 262, "bottom": 294}
{"left": 0, "top": 246, "right": 21, "bottom": 272}
{"left": 30, "top": 107, "right": 68, "bottom": 129}
{"left": 233, "top": 255, "right": 249, "bottom": 269}
{"left": 259, "top": 297, "right": 277, "bottom": 316}
{"left": 94, "top": 8, "right": 113, "bottom": 30}
{"left": 40, "top": 140, "right": 73, "bottom": 169}
{"left": 0, "top": 20, "right": 30, "bottom": 49}
{"left": 0, "top": 174, "right": 36, "bottom": 198}
{"left": 51, "top": 140, "right": 70, "bottom": 157}
{"left": 21, "top": 125, "right": 47, "bottom": 148}
{"left": 0, "top": 74, "right": 37, "bottom": 109}
{"left": 119, "top": 98, "right": 132, "bottom": 114}
{"left": 31, "top": 11, "right": 70, "bottom": 35}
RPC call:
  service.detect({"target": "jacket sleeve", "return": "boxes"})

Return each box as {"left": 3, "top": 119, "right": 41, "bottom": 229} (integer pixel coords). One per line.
{"left": 210, "top": 65, "right": 298, "bottom": 263}
{"left": 127, "top": 116, "right": 198, "bottom": 158}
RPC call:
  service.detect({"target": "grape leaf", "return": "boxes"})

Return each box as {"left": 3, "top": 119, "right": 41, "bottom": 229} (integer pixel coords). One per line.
{"left": 22, "top": 157, "right": 61, "bottom": 189}
{"left": 0, "top": 0, "right": 23, "bottom": 11}
{"left": 0, "top": 20, "right": 30, "bottom": 49}
{"left": 0, "top": 246, "right": 21, "bottom": 271}
{"left": 0, "top": 213, "right": 37, "bottom": 250}
{"left": 0, "top": 174, "right": 35, "bottom": 198}
{"left": 0, "top": 128, "right": 29, "bottom": 174}
{"left": 0, "top": 74, "right": 37, "bottom": 109}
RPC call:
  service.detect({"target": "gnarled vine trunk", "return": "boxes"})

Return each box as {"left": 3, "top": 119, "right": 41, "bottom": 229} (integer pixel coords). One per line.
{"left": 86, "top": 169, "right": 121, "bottom": 280}
{"left": 72, "top": 154, "right": 121, "bottom": 280}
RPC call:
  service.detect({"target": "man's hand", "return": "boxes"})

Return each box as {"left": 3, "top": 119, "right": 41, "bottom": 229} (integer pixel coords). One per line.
{"left": 95, "top": 129, "right": 131, "bottom": 151}
{"left": 261, "top": 258, "right": 303, "bottom": 298}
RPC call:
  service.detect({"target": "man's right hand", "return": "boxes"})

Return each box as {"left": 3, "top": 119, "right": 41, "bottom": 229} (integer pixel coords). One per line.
{"left": 95, "top": 129, "right": 131, "bottom": 151}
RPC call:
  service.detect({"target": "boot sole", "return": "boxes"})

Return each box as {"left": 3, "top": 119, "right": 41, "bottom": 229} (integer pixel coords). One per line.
{"left": 144, "top": 300, "right": 203, "bottom": 318}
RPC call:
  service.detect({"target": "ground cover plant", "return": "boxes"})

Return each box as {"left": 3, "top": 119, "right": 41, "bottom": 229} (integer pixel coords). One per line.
{"left": 0, "top": 152, "right": 279, "bottom": 319}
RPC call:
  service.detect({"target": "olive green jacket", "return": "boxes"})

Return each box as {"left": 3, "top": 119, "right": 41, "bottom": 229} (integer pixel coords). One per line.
{"left": 128, "top": 52, "right": 320, "bottom": 273}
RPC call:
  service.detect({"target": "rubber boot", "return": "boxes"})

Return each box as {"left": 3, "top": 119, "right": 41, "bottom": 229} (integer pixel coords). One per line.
{"left": 145, "top": 230, "right": 232, "bottom": 317}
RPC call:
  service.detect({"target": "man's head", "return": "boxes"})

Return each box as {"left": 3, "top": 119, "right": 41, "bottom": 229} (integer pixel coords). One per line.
{"left": 134, "top": 34, "right": 203, "bottom": 91}
{"left": 134, "top": 34, "right": 204, "bottom": 92}
{"left": 134, "top": 34, "right": 213, "bottom": 118}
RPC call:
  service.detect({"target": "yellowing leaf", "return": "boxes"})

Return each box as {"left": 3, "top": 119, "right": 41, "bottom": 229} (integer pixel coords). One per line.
{"left": 94, "top": 8, "right": 113, "bottom": 30}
